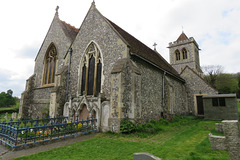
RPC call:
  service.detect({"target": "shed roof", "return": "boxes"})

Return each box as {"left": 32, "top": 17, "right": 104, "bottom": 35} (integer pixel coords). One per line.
{"left": 203, "top": 94, "right": 236, "bottom": 98}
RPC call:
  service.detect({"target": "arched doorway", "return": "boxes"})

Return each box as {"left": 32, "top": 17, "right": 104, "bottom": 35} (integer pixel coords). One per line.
{"left": 72, "top": 110, "right": 76, "bottom": 122}
{"left": 92, "top": 110, "right": 96, "bottom": 119}
{"left": 79, "top": 104, "right": 89, "bottom": 120}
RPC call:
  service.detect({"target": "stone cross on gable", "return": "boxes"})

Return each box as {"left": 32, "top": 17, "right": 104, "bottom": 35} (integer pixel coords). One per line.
{"left": 153, "top": 43, "right": 157, "bottom": 51}
{"left": 209, "top": 120, "right": 240, "bottom": 160}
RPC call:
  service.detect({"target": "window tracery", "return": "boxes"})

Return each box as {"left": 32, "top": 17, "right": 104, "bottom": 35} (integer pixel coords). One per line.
{"left": 43, "top": 43, "right": 57, "bottom": 85}
{"left": 80, "top": 43, "right": 102, "bottom": 96}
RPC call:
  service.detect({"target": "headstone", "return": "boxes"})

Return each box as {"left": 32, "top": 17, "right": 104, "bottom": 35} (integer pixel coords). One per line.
{"left": 4, "top": 112, "right": 8, "bottom": 120}
{"left": 133, "top": 153, "right": 161, "bottom": 160}
{"left": 11, "top": 112, "right": 17, "bottom": 119}
{"left": 209, "top": 120, "right": 240, "bottom": 160}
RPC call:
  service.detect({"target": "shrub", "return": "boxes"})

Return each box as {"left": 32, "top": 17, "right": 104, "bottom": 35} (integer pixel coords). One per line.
{"left": 120, "top": 120, "right": 136, "bottom": 134}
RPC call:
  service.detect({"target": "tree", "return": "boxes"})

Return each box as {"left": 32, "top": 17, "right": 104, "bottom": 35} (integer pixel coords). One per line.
{"left": 0, "top": 90, "right": 16, "bottom": 107}
{"left": 202, "top": 65, "right": 223, "bottom": 88}
{"left": 215, "top": 74, "right": 238, "bottom": 94}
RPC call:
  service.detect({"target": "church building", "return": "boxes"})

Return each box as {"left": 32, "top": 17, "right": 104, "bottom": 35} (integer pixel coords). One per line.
{"left": 19, "top": 2, "right": 217, "bottom": 132}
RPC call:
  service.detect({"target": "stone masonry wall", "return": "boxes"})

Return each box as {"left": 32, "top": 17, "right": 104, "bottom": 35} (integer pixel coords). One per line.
{"left": 164, "top": 76, "right": 188, "bottom": 115}
{"left": 133, "top": 57, "right": 188, "bottom": 122}
{"left": 169, "top": 39, "right": 201, "bottom": 74}
{"left": 181, "top": 67, "right": 217, "bottom": 114}
{"left": 68, "top": 6, "right": 128, "bottom": 100}
{"left": 133, "top": 58, "right": 163, "bottom": 122}
{"left": 203, "top": 96, "right": 239, "bottom": 120}
{"left": 21, "top": 14, "right": 73, "bottom": 118}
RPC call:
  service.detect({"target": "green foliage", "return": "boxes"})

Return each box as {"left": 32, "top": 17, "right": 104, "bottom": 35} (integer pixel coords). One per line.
{"left": 120, "top": 120, "right": 136, "bottom": 134}
{"left": 0, "top": 106, "right": 19, "bottom": 114}
{"left": 215, "top": 74, "right": 238, "bottom": 94}
{"left": 0, "top": 89, "right": 17, "bottom": 107}
{"left": 120, "top": 118, "right": 170, "bottom": 137}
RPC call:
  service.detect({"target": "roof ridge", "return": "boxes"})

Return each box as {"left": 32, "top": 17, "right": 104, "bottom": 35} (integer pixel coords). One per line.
{"left": 60, "top": 20, "right": 79, "bottom": 32}
{"left": 105, "top": 18, "right": 182, "bottom": 81}
{"left": 59, "top": 20, "right": 79, "bottom": 42}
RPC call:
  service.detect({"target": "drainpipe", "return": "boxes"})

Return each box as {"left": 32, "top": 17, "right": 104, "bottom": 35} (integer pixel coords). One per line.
{"left": 162, "top": 71, "right": 166, "bottom": 108}
{"left": 65, "top": 48, "right": 73, "bottom": 102}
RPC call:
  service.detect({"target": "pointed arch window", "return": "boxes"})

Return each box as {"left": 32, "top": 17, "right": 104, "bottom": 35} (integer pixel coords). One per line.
{"left": 175, "top": 50, "right": 180, "bottom": 61}
{"left": 182, "top": 48, "right": 188, "bottom": 59}
{"left": 43, "top": 43, "right": 57, "bottom": 85}
{"left": 80, "top": 43, "right": 102, "bottom": 96}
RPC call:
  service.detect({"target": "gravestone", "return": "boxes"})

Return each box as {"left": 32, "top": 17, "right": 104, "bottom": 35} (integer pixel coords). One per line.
{"left": 209, "top": 120, "right": 240, "bottom": 160}
{"left": 4, "top": 112, "right": 8, "bottom": 120}
{"left": 11, "top": 112, "right": 17, "bottom": 119}
{"left": 133, "top": 153, "right": 161, "bottom": 160}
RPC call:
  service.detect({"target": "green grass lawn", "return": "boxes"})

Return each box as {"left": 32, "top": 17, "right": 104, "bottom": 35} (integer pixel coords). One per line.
{"left": 12, "top": 116, "right": 229, "bottom": 160}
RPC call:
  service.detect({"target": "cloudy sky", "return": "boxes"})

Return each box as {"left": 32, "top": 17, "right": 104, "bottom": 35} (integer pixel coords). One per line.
{"left": 0, "top": 0, "right": 240, "bottom": 97}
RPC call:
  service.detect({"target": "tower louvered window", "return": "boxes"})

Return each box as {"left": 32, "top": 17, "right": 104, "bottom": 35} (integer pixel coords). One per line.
{"left": 175, "top": 50, "right": 180, "bottom": 61}
{"left": 80, "top": 43, "right": 102, "bottom": 96}
{"left": 182, "top": 48, "right": 187, "bottom": 59}
{"left": 43, "top": 43, "right": 57, "bottom": 85}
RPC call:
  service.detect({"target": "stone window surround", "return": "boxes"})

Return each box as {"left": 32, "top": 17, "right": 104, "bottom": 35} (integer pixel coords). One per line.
{"left": 42, "top": 43, "right": 58, "bottom": 87}
{"left": 77, "top": 41, "right": 104, "bottom": 96}
{"left": 175, "top": 48, "right": 188, "bottom": 62}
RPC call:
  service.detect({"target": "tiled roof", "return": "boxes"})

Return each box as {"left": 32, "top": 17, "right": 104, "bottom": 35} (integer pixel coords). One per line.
{"left": 176, "top": 32, "right": 188, "bottom": 42}
{"left": 60, "top": 20, "right": 79, "bottom": 42}
{"left": 105, "top": 18, "right": 183, "bottom": 81}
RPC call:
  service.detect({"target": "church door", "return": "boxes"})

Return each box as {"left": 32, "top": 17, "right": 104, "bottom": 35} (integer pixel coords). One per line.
{"left": 196, "top": 96, "right": 204, "bottom": 115}
{"left": 79, "top": 105, "right": 89, "bottom": 120}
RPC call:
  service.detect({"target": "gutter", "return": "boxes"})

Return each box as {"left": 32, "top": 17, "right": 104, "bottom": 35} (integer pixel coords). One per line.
{"left": 129, "top": 52, "right": 185, "bottom": 83}
{"left": 65, "top": 48, "right": 73, "bottom": 102}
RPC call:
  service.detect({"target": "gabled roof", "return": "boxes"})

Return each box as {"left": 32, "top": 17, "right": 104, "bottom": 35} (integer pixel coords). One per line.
{"left": 180, "top": 65, "right": 218, "bottom": 92}
{"left": 105, "top": 19, "right": 183, "bottom": 82}
{"left": 176, "top": 32, "right": 188, "bottom": 42}
{"left": 60, "top": 20, "right": 79, "bottom": 42}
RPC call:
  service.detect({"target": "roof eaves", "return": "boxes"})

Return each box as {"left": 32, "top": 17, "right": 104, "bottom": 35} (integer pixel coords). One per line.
{"left": 130, "top": 52, "right": 185, "bottom": 83}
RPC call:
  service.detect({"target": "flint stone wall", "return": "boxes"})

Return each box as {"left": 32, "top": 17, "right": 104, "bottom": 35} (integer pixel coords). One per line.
{"left": 68, "top": 6, "right": 127, "bottom": 100}
{"left": 133, "top": 57, "right": 188, "bottom": 123}
{"left": 169, "top": 38, "right": 201, "bottom": 74}
{"left": 20, "top": 14, "right": 72, "bottom": 118}
{"left": 180, "top": 67, "right": 217, "bottom": 114}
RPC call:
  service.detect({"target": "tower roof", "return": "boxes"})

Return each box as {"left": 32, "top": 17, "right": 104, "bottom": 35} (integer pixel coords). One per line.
{"left": 176, "top": 32, "right": 188, "bottom": 42}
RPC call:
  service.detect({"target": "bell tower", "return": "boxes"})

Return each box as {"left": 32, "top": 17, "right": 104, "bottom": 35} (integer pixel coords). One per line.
{"left": 168, "top": 32, "right": 202, "bottom": 75}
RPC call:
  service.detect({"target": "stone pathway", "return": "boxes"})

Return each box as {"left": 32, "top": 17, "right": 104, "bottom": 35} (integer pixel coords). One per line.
{"left": 0, "top": 133, "right": 96, "bottom": 160}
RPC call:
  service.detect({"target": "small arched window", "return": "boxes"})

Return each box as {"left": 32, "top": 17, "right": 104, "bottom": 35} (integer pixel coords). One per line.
{"left": 43, "top": 43, "right": 57, "bottom": 85}
{"left": 182, "top": 48, "right": 187, "bottom": 59}
{"left": 175, "top": 50, "right": 180, "bottom": 61}
{"left": 80, "top": 43, "right": 102, "bottom": 96}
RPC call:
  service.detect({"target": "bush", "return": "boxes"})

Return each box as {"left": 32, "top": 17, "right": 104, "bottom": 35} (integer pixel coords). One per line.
{"left": 120, "top": 120, "right": 136, "bottom": 134}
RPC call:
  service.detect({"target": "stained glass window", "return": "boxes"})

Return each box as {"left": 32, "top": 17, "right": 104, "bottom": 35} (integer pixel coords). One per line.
{"left": 43, "top": 43, "right": 57, "bottom": 85}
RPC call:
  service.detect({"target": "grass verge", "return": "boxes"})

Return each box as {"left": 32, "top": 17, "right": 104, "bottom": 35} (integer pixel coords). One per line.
{"left": 12, "top": 116, "right": 229, "bottom": 160}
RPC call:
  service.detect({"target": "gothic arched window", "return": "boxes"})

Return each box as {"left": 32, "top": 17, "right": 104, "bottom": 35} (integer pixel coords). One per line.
{"left": 182, "top": 48, "right": 187, "bottom": 59}
{"left": 43, "top": 43, "right": 57, "bottom": 85}
{"left": 80, "top": 43, "right": 102, "bottom": 96}
{"left": 175, "top": 50, "right": 180, "bottom": 61}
